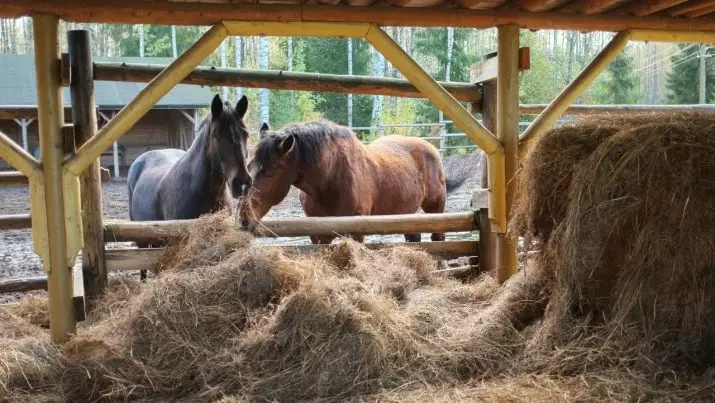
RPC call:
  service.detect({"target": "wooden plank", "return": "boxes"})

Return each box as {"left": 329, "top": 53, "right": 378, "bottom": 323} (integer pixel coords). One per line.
{"left": 458, "top": 0, "right": 509, "bottom": 10}
{"left": 478, "top": 82, "right": 497, "bottom": 278}
{"left": 104, "top": 211, "right": 478, "bottom": 244}
{"left": 1, "top": 1, "right": 715, "bottom": 33}
{"left": 470, "top": 47, "right": 530, "bottom": 84}
{"left": 0, "top": 214, "right": 32, "bottom": 230}
{"left": 105, "top": 240, "right": 480, "bottom": 272}
{"left": 93, "top": 62, "right": 482, "bottom": 103}
{"left": 471, "top": 189, "right": 489, "bottom": 209}
{"left": 686, "top": 3, "right": 715, "bottom": 16}
{"left": 519, "top": 103, "right": 715, "bottom": 114}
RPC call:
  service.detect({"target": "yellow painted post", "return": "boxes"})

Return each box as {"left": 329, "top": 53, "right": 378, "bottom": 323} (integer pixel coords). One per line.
{"left": 519, "top": 31, "right": 631, "bottom": 155}
{"left": 33, "top": 14, "right": 75, "bottom": 342}
{"left": 496, "top": 24, "right": 519, "bottom": 283}
{"left": 364, "top": 24, "right": 500, "bottom": 156}
{"left": 66, "top": 23, "right": 228, "bottom": 175}
{"left": 0, "top": 129, "right": 40, "bottom": 177}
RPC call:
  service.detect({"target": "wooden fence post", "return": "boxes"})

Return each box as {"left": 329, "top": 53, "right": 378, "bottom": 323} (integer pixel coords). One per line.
{"left": 478, "top": 82, "right": 497, "bottom": 275}
{"left": 68, "top": 29, "right": 107, "bottom": 301}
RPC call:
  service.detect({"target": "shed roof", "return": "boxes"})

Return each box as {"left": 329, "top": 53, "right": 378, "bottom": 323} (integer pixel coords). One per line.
{"left": 1, "top": 1, "right": 714, "bottom": 33}
{"left": 0, "top": 54, "right": 212, "bottom": 109}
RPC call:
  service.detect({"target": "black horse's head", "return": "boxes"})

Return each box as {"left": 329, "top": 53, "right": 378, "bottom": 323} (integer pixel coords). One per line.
{"left": 207, "top": 94, "right": 252, "bottom": 198}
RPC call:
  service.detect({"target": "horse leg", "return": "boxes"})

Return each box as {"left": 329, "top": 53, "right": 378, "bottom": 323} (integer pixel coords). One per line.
{"left": 423, "top": 194, "right": 447, "bottom": 242}
{"left": 404, "top": 233, "right": 421, "bottom": 243}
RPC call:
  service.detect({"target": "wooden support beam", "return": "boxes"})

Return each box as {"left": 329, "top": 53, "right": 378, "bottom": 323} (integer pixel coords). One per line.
{"left": 519, "top": 103, "right": 715, "bottom": 114}
{"left": 0, "top": 130, "right": 40, "bottom": 178}
{"left": 520, "top": 31, "right": 630, "bottom": 155}
{"left": 3, "top": 1, "right": 715, "bottom": 34}
{"left": 0, "top": 214, "right": 33, "bottom": 230}
{"left": 478, "top": 83, "right": 498, "bottom": 278}
{"left": 66, "top": 23, "right": 228, "bottom": 176}
{"left": 93, "top": 62, "right": 482, "bottom": 103}
{"left": 0, "top": 277, "right": 47, "bottom": 293}
{"left": 72, "top": 263, "right": 85, "bottom": 322}
{"left": 496, "top": 24, "right": 519, "bottom": 283}
{"left": 629, "top": 28, "right": 715, "bottom": 43}
{"left": 34, "top": 14, "right": 75, "bottom": 343}
{"left": 470, "top": 47, "right": 530, "bottom": 84}
{"left": 105, "top": 241, "right": 480, "bottom": 273}
{"left": 69, "top": 29, "right": 107, "bottom": 302}
{"left": 685, "top": 3, "right": 715, "bottom": 17}
{"left": 104, "top": 211, "right": 478, "bottom": 244}
{"left": 0, "top": 168, "right": 110, "bottom": 186}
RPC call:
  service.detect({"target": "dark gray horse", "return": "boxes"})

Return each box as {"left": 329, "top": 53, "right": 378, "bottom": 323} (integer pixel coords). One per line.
{"left": 127, "top": 94, "right": 252, "bottom": 279}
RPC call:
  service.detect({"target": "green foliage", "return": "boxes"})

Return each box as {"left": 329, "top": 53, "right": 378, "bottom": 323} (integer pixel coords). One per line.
{"left": 296, "top": 37, "right": 373, "bottom": 127}
{"left": 106, "top": 24, "right": 204, "bottom": 59}
{"left": 519, "top": 31, "right": 562, "bottom": 104}
{"left": 593, "top": 50, "right": 640, "bottom": 104}
{"left": 413, "top": 28, "right": 475, "bottom": 125}
{"left": 666, "top": 44, "right": 715, "bottom": 104}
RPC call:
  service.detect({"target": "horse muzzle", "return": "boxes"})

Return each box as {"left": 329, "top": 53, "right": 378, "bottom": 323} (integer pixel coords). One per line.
{"left": 230, "top": 177, "right": 252, "bottom": 198}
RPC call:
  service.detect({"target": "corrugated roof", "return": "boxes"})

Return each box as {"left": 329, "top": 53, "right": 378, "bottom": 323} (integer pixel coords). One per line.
{"left": 0, "top": 54, "right": 212, "bottom": 109}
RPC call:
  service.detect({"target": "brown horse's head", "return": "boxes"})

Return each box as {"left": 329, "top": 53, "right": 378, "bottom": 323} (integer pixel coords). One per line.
{"left": 238, "top": 122, "right": 300, "bottom": 230}
{"left": 208, "top": 94, "right": 252, "bottom": 198}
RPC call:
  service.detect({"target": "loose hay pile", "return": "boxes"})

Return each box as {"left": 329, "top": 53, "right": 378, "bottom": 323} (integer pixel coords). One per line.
{"left": 2, "top": 113, "right": 715, "bottom": 401}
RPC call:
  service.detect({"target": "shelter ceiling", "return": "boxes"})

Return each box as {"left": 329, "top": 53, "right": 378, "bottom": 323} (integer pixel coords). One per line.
{"left": 0, "top": 0, "right": 714, "bottom": 32}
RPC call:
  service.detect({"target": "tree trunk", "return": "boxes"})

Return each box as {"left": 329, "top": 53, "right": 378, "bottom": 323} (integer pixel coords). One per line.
{"left": 348, "top": 38, "right": 353, "bottom": 128}
{"left": 235, "top": 37, "right": 243, "bottom": 100}
{"left": 371, "top": 47, "right": 385, "bottom": 133}
{"left": 139, "top": 24, "right": 145, "bottom": 57}
{"left": 259, "top": 36, "right": 270, "bottom": 124}
{"left": 171, "top": 25, "right": 178, "bottom": 57}
{"left": 220, "top": 40, "right": 228, "bottom": 99}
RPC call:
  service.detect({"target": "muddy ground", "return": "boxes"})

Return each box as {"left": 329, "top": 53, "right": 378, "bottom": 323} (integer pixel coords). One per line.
{"left": 0, "top": 154, "right": 481, "bottom": 301}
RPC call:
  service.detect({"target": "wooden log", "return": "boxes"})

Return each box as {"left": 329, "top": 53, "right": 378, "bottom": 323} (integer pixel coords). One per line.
{"left": 0, "top": 277, "right": 47, "bottom": 293}
{"left": 0, "top": 106, "right": 72, "bottom": 120}
{"left": 0, "top": 214, "right": 32, "bottom": 230}
{"left": 0, "top": 168, "right": 110, "bottom": 185}
{"left": 93, "top": 62, "right": 481, "bottom": 103}
{"left": 105, "top": 240, "right": 480, "bottom": 272}
{"left": 69, "top": 29, "right": 107, "bottom": 301}
{"left": 519, "top": 103, "right": 715, "bottom": 115}
{"left": 104, "top": 212, "right": 478, "bottom": 244}
{"left": 2, "top": 1, "right": 715, "bottom": 33}
{"left": 72, "top": 263, "right": 86, "bottom": 322}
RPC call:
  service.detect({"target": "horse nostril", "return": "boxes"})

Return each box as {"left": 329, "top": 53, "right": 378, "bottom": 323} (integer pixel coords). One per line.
{"left": 241, "top": 184, "right": 250, "bottom": 196}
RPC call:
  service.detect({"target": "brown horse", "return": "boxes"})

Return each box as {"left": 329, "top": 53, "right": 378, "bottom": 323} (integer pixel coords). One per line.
{"left": 238, "top": 120, "right": 452, "bottom": 244}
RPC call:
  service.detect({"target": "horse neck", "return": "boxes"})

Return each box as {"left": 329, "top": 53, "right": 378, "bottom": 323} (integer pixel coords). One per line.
{"left": 180, "top": 125, "right": 226, "bottom": 195}
{"left": 294, "top": 137, "right": 369, "bottom": 200}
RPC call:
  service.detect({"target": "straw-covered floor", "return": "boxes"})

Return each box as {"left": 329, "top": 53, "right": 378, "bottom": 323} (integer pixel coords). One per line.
{"left": 2, "top": 112, "right": 714, "bottom": 401}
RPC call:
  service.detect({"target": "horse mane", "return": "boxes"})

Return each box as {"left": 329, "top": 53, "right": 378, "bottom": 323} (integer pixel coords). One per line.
{"left": 254, "top": 121, "right": 354, "bottom": 169}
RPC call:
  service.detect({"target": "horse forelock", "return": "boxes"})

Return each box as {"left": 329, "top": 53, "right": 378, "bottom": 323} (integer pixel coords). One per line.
{"left": 254, "top": 121, "right": 354, "bottom": 170}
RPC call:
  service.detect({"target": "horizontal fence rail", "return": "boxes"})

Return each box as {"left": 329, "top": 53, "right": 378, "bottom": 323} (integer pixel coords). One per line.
{"left": 104, "top": 211, "right": 479, "bottom": 244}
{"left": 105, "top": 240, "right": 479, "bottom": 272}
{"left": 93, "top": 62, "right": 482, "bottom": 103}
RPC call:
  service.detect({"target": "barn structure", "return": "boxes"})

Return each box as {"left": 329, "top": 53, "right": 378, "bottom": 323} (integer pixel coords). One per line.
{"left": 0, "top": 0, "right": 713, "bottom": 343}
{"left": 0, "top": 54, "right": 209, "bottom": 176}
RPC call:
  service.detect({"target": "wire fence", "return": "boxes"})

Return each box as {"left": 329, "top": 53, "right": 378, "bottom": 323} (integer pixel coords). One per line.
{"left": 351, "top": 118, "right": 573, "bottom": 156}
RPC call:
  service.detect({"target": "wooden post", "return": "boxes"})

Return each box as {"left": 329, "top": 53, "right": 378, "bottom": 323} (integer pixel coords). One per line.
{"left": 34, "top": 14, "right": 75, "bottom": 343}
{"left": 478, "top": 82, "right": 497, "bottom": 277}
{"left": 69, "top": 29, "right": 107, "bottom": 301}
{"left": 496, "top": 24, "right": 519, "bottom": 282}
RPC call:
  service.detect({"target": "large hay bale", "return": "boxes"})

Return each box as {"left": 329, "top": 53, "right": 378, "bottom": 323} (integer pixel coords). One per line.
{"left": 545, "top": 114, "right": 715, "bottom": 368}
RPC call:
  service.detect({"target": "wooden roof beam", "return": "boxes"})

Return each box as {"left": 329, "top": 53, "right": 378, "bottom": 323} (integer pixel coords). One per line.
{"left": 519, "top": 0, "right": 571, "bottom": 12}
{"left": 2, "top": 1, "right": 715, "bottom": 33}
{"left": 669, "top": 0, "right": 715, "bottom": 16}
{"left": 627, "top": 0, "right": 688, "bottom": 17}
{"left": 686, "top": 3, "right": 715, "bottom": 17}
{"left": 580, "top": 0, "right": 628, "bottom": 14}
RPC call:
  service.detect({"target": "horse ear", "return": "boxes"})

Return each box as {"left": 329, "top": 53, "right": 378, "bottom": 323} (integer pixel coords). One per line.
{"left": 236, "top": 95, "right": 248, "bottom": 119}
{"left": 259, "top": 122, "right": 270, "bottom": 138}
{"left": 279, "top": 134, "right": 295, "bottom": 156}
{"left": 211, "top": 94, "right": 223, "bottom": 118}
